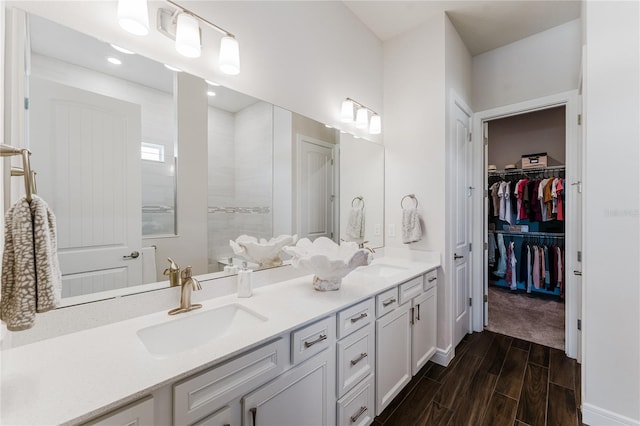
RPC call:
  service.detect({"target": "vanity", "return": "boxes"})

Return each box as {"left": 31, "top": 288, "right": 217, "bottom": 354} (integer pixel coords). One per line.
{"left": 0, "top": 254, "right": 440, "bottom": 425}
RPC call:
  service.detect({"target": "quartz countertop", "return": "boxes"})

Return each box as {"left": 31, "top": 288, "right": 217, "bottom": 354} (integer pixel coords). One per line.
{"left": 0, "top": 254, "right": 440, "bottom": 425}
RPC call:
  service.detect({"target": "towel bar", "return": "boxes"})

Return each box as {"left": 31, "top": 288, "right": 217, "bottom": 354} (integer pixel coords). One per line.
{"left": 1, "top": 144, "right": 36, "bottom": 202}
{"left": 351, "top": 196, "right": 364, "bottom": 208}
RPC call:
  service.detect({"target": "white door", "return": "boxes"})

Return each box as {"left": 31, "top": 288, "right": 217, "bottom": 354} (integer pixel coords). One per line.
{"left": 297, "top": 136, "right": 335, "bottom": 241}
{"left": 452, "top": 100, "right": 472, "bottom": 347}
{"left": 411, "top": 287, "right": 437, "bottom": 375}
{"left": 242, "top": 349, "right": 334, "bottom": 426}
{"left": 574, "top": 92, "right": 584, "bottom": 363}
{"left": 29, "top": 77, "right": 142, "bottom": 298}
{"left": 375, "top": 302, "right": 411, "bottom": 415}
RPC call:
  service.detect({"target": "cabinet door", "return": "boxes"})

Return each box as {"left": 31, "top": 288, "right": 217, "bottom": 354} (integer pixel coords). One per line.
{"left": 375, "top": 302, "right": 411, "bottom": 415}
{"left": 412, "top": 287, "right": 437, "bottom": 376}
{"left": 84, "top": 396, "right": 153, "bottom": 426}
{"left": 242, "top": 350, "right": 335, "bottom": 426}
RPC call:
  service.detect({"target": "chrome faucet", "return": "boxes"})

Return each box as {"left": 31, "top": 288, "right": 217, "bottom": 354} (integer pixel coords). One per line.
{"left": 164, "top": 258, "right": 203, "bottom": 316}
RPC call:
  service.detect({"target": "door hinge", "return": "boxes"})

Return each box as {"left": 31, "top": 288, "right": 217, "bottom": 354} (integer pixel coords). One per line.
{"left": 468, "top": 243, "right": 472, "bottom": 252}
{"left": 468, "top": 132, "right": 472, "bottom": 142}
{"left": 24, "top": 97, "right": 29, "bottom": 110}
{"left": 331, "top": 232, "right": 334, "bottom": 239}
{"left": 578, "top": 114, "right": 582, "bottom": 125}
{"left": 484, "top": 242, "right": 488, "bottom": 250}
{"left": 330, "top": 194, "right": 335, "bottom": 202}
{"left": 484, "top": 189, "right": 488, "bottom": 197}
{"left": 469, "top": 297, "right": 472, "bottom": 307}
{"left": 331, "top": 159, "right": 334, "bottom": 166}
{"left": 577, "top": 319, "right": 582, "bottom": 331}
{"left": 483, "top": 294, "right": 488, "bottom": 303}
{"left": 483, "top": 122, "right": 489, "bottom": 139}
{"left": 577, "top": 251, "right": 582, "bottom": 262}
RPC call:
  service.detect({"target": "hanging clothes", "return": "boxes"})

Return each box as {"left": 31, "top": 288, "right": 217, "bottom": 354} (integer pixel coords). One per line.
{"left": 495, "top": 233, "right": 507, "bottom": 277}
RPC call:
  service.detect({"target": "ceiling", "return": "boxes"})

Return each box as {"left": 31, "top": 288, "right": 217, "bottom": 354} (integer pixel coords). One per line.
{"left": 343, "top": 0, "right": 582, "bottom": 55}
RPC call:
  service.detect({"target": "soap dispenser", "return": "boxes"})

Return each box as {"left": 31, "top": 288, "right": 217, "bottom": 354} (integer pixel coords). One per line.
{"left": 237, "top": 261, "right": 253, "bottom": 298}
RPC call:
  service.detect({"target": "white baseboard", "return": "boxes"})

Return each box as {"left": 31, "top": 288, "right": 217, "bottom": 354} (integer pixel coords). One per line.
{"left": 431, "top": 345, "right": 454, "bottom": 367}
{"left": 582, "top": 402, "right": 640, "bottom": 426}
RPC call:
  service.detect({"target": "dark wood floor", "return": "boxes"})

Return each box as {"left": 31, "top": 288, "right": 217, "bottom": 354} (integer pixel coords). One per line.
{"left": 373, "top": 331, "right": 582, "bottom": 426}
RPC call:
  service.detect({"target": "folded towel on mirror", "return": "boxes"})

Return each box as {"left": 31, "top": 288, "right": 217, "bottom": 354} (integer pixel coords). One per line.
{"left": 402, "top": 208, "right": 422, "bottom": 244}
{"left": 1, "top": 195, "right": 62, "bottom": 331}
{"left": 346, "top": 207, "right": 365, "bottom": 240}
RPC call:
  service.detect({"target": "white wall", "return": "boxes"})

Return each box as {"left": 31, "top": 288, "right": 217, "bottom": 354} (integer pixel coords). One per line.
{"left": 582, "top": 1, "right": 640, "bottom": 424}
{"left": 384, "top": 15, "right": 448, "bottom": 352}
{"left": 6, "top": 1, "right": 383, "bottom": 142}
{"left": 472, "top": 19, "right": 581, "bottom": 112}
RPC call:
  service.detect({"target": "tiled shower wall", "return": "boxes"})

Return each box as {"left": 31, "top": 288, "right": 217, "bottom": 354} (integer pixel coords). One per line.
{"left": 207, "top": 101, "right": 274, "bottom": 272}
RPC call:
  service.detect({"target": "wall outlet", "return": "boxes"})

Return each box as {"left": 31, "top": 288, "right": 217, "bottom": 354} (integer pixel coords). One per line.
{"left": 388, "top": 224, "right": 396, "bottom": 237}
{"left": 374, "top": 224, "right": 381, "bottom": 236}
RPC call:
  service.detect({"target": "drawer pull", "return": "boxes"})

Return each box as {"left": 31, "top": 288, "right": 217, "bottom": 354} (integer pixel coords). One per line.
{"left": 350, "top": 312, "right": 368, "bottom": 323}
{"left": 250, "top": 408, "right": 257, "bottom": 426}
{"left": 410, "top": 307, "right": 415, "bottom": 325}
{"left": 350, "top": 406, "right": 368, "bottom": 423}
{"left": 382, "top": 297, "right": 396, "bottom": 307}
{"left": 350, "top": 352, "right": 368, "bottom": 366}
{"left": 428, "top": 276, "right": 437, "bottom": 283}
{"left": 416, "top": 303, "right": 421, "bottom": 321}
{"left": 304, "top": 334, "right": 327, "bottom": 348}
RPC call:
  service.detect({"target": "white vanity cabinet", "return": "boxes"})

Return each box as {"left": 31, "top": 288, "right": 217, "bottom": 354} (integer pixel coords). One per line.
{"left": 242, "top": 316, "right": 336, "bottom": 426}
{"left": 375, "top": 270, "right": 438, "bottom": 415}
{"left": 82, "top": 396, "right": 154, "bottom": 426}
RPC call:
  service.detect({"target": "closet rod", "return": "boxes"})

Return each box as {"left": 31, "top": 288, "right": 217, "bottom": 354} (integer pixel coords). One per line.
{"left": 490, "top": 230, "right": 564, "bottom": 238}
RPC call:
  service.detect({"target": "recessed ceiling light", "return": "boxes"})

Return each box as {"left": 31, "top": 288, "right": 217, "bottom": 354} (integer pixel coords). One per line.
{"left": 107, "top": 57, "right": 122, "bottom": 65}
{"left": 207, "top": 91, "right": 217, "bottom": 97}
{"left": 164, "top": 64, "right": 182, "bottom": 72}
{"left": 110, "top": 44, "right": 135, "bottom": 54}
{"left": 205, "top": 79, "right": 220, "bottom": 86}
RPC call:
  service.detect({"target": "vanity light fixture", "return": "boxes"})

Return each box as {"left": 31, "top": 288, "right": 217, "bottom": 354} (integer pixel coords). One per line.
{"left": 340, "top": 97, "right": 382, "bottom": 135}
{"left": 117, "top": 0, "right": 150, "bottom": 36}
{"left": 157, "top": 0, "right": 241, "bottom": 75}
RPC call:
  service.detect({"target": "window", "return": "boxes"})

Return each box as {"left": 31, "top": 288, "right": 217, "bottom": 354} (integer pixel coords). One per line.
{"left": 141, "top": 142, "right": 165, "bottom": 162}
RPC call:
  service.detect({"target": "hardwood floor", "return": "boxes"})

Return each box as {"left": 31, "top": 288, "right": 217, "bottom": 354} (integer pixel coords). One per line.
{"left": 373, "top": 331, "right": 582, "bottom": 426}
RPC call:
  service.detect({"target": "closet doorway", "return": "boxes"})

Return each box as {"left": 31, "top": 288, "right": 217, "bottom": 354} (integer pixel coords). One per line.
{"left": 470, "top": 91, "right": 581, "bottom": 359}
{"left": 485, "top": 106, "right": 566, "bottom": 350}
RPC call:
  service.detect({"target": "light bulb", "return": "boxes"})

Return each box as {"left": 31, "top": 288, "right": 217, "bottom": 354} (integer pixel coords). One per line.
{"left": 369, "top": 114, "right": 381, "bottom": 134}
{"left": 117, "top": 0, "right": 149, "bottom": 36}
{"left": 219, "top": 36, "right": 240, "bottom": 75}
{"left": 355, "top": 107, "right": 368, "bottom": 129}
{"left": 175, "top": 13, "right": 201, "bottom": 58}
{"left": 341, "top": 99, "right": 354, "bottom": 122}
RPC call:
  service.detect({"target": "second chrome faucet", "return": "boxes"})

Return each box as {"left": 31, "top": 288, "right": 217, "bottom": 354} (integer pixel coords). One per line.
{"left": 164, "top": 257, "right": 202, "bottom": 315}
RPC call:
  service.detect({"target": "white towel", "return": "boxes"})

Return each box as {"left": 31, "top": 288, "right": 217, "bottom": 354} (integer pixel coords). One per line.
{"left": 346, "top": 207, "right": 365, "bottom": 240}
{"left": 1, "top": 195, "right": 62, "bottom": 331}
{"left": 402, "top": 208, "right": 422, "bottom": 244}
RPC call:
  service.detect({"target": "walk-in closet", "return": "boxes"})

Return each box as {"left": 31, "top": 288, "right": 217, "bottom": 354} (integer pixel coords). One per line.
{"left": 485, "top": 106, "right": 567, "bottom": 350}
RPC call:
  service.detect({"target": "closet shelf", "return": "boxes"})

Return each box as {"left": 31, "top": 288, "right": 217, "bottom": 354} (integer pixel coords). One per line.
{"left": 489, "top": 230, "right": 564, "bottom": 238}
{"left": 488, "top": 164, "right": 565, "bottom": 176}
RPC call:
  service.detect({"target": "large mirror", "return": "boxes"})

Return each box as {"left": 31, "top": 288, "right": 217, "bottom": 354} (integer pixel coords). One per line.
{"left": 2, "top": 9, "right": 385, "bottom": 305}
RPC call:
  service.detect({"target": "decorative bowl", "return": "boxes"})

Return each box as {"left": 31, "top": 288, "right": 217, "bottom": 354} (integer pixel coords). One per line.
{"left": 283, "top": 237, "right": 373, "bottom": 291}
{"left": 230, "top": 234, "right": 298, "bottom": 267}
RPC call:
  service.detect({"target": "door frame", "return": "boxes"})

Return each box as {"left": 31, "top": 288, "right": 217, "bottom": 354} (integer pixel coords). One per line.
{"left": 295, "top": 134, "right": 339, "bottom": 242}
{"left": 470, "top": 90, "right": 580, "bottom": 359}
{"left": 447, "top": 90, "right": 473, "bottom": 349}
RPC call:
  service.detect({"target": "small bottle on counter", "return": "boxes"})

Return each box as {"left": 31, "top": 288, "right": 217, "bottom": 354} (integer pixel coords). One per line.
{"left": 237, "top": 261, "right": 253, "bottom": 298}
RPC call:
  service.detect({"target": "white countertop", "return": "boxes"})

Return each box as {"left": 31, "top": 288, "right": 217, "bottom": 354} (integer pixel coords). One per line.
{"left": 0, "top": 255, "right": 439, "bottom": 425}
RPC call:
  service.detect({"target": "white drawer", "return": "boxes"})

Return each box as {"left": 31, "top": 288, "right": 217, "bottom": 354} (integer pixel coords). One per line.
{"left": 291, "top": 316, "right": 335, "bottom": 365}
{"left": 174, "top": 338, "right": 287, "bottom": 425}
{"left": 337, "top": 299, "right": 374, "bottom": 339}
{"left": 337, "top": 324, "right": 374, "bottom": 397}
{"left": 337, "top": 374, "right": 375, "bottom": 426}
{"left": 83, "top": 396, "right": 154, "bottom": 426}
{"left": 192, "top": 405, "right": 232, "bottom": 426}
{"left": 424, "top": 269, "right": 438, "bottom": 291}
{"left": 375, "top": 287, "right": 398, "bottom": 318}
{"left": 398, "top": 275, "right": 424, "bottom": 305}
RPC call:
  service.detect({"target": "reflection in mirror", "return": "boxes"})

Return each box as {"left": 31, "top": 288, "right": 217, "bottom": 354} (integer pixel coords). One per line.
{"left": 25, "top": 14, "right": 176, "bottom": 299}
{"left": 339, "top": 134, "right": 385, "bottom": 248}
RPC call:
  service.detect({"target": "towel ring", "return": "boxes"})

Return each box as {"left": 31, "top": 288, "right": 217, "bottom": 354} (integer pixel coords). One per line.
{"left": 351, "top": 196, "right": 364, "bottom": 209}
{"left": 401, "top": 194, "right": 418, "bottom": 209}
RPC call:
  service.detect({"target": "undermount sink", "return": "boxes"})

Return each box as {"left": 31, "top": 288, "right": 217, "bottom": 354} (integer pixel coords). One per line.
{"left": 137, "top": 303, "right": 268, "bottom": 356}
{"left": 359, "top": 263, "right": 408, "bottom": 278}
